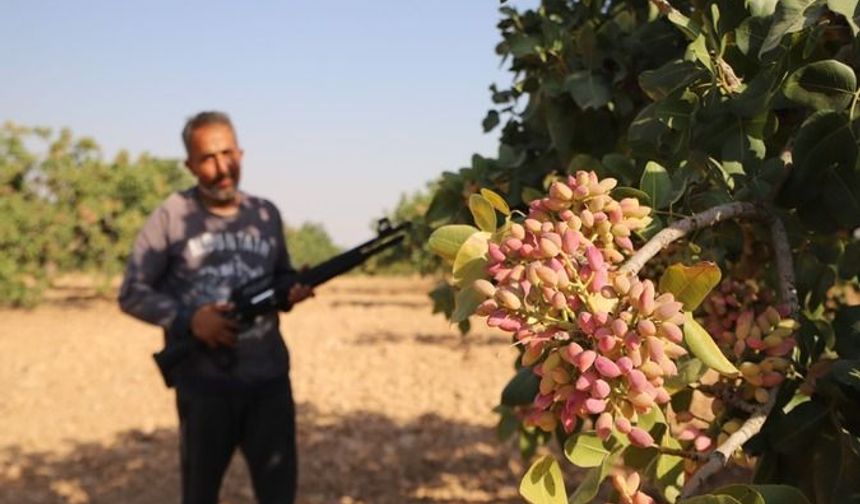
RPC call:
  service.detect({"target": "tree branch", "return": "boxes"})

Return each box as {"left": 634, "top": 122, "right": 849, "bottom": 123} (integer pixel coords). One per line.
{"left": 766, "top": 211, "right": 799, "bottom": 315}
{"left": 679, "top": 385, "right": 778, "bottom": 498}
{"left": 678, "top": 208, "right": 799, "bottom": 498}
{"left": 620, "top": 202, "right": 762, "bottom": 276}
{"left": 617, "top": 200, "right": 799, "bottom": 498}
{"left": 657, "top": 445, "right": 708, "bottom": 462}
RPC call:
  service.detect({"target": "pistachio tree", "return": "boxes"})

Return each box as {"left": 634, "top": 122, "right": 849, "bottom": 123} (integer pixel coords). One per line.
{"left": 425, "top": 1, "right": 860, "bottom": 502}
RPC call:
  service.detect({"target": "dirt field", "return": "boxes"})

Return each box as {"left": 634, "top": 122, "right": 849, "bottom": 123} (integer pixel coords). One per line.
{"left": 0, "top": 276, "right": 527, "bottom": 504}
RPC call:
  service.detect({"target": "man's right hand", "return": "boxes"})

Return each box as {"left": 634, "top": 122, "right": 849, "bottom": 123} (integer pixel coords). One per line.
{"left": 190, "top": 303, "right": 239, "bottom": 348}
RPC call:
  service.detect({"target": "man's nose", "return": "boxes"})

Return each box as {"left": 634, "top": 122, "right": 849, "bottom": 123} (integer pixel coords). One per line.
{"left": 214, "top": 154, "right": 230, "bottom": 176}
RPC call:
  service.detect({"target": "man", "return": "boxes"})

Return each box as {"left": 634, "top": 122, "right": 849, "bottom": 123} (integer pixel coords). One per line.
{"left": 118, "top": 111, "right": 313, "bottom": 504}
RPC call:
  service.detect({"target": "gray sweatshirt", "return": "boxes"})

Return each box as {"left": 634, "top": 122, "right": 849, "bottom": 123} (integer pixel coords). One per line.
{"left": 118, "top": 187, "right": 295, "bottom": 387}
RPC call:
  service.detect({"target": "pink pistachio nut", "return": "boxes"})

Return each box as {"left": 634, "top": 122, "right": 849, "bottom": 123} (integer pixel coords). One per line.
{"left": 585, "top": 245, "right": 605, "bottom": 271}
{"left": 549, "top": 181, "right": 574, "bottom": 201}
{"left": 591, "top": 379, "right": 611, "bottom": 399}
{"left": 654, "top": 300, "right": 683, "bottom": 322}
{"left": 584, "top": 397, "right": 607, "bottom": 414}
{"left": 637, "top": 319, "right": 657, "bottom": 337}
{"left": 581, "top": 209, "right": 595, "bottom": 228}
{"left": 615, "top": 415, "right": 632, "bottom": 434}
{"left": 575, "top": 371, "right": 596, "bottom": 391}
{"left": 594, "top": 355, "right": 623, "bottom": 378}
{"left": 574, "top": 350, "right": 598, "bottom": 373}
{"left": 616, "top": 357, "right": 634, "bottom": 375}
{"left": 475, "top": 299, "right": 498, "bottom": 316}
{"left": 626, "top": 369, "right": 648, "bottom": 392}
{"left": 658, "top": 322, "right": 683, "bottom": 344}
{"left": 472, "top": 279, "right": 496, "bottom": 299}
{"left": 562, "top": 229, "right": 580, "bottom": 254}
{"left": 503, "top": 237, "right": 523, "bottom": 253}
{"left": 488, "top": 243, "right": 506, "bottom": 263}
{"left": 495, "top": 289, "right": 522, "bottom": 311}
{"left": 536, "top": 266, "right": 558, "bottom": 287}
{"left": 596, "top": 412, "right": 614, "bottom": 439}
{"left": 498, "top": 317, "right": 523, "bottom": 332}
{"left": 561, "top": 342, "right": 584, "bottom": 364}
{"left": 639, "top": 281, "right": 656, "bottom": 316}
{"left": 597, "top": 335, "right": 618, "bottom": 353}
{"left": 628, "top": 427, "right": 655, "bottom": 448}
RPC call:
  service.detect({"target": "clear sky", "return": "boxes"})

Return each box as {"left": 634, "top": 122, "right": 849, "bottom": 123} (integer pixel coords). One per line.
{"left": 1, "top": 1, "right": 537, "bottom": 246}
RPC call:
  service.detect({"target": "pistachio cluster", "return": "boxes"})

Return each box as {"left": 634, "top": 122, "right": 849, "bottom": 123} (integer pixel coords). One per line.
{"left": 670, "top": 281, "right": 798, "bottom": 464}
{"left": 701, "top": 280, "right": 797, "bottom": 404}
{"left": 469, "top": 172, "right": 695, "bottom": 447}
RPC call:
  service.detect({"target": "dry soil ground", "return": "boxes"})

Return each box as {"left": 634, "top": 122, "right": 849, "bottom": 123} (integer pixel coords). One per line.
{"left": 0, "top": 276, "right": 529, "bottom": 504}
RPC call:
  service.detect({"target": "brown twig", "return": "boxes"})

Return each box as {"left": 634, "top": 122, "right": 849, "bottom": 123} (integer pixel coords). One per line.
{"left": 657, "top": 445, "right": 708, "bottom": 462}
{"left": 619, "top": 202, "right": 762, "bottom": 276}
{"left": 695, "top": 384, "right": 758, "bottom": 414}
{"left": 679, "top": 386, "right": 779, "bottom": 498}
{"left": 766, "top": 212, "right": 799, "bottom": 315}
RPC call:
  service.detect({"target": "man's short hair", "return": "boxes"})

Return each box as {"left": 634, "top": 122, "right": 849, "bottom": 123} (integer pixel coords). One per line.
{"left": 182, "top": 111, "right": 236, "bottom": 154}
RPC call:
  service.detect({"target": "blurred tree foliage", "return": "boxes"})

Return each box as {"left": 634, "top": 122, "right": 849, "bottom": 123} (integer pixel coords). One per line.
{"left": 0, "top": 123, "right": 191, "bottom": 306}
{"left": 284, "top": 221, "right": 342, "bottom": 268}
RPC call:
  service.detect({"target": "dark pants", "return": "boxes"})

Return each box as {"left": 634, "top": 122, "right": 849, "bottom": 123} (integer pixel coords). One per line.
{"left": 175, "top": 376, "right": 297, "bottom": 504}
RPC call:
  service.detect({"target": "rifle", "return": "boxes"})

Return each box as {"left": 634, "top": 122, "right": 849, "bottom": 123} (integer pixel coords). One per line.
{"left": 153, "top": 218, "right": 411, "bottom": 387}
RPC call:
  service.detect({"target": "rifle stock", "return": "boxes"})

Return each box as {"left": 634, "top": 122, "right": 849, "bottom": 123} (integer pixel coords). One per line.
{"left": 153, "top": 219, "right": 410, "bottom": 387}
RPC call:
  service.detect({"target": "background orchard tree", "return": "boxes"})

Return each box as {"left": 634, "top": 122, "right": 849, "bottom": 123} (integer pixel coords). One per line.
{"left": 284, "top": 221, "right": 342, "bottom": 268}
{"left": 423, "top": 0, "right": 860, "bottom": 502}
{"left": 0, "top": 123, "right": 191, "bottom": 306}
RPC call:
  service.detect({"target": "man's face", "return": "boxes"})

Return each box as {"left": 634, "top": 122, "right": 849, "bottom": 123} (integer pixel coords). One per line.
{"left": 185, "top": 123, "right": 243, "bottom": 205}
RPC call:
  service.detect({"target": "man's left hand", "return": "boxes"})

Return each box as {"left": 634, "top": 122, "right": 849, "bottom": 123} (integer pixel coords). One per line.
{"left": 288, "top": 283, "right": 314, "bottom": 305}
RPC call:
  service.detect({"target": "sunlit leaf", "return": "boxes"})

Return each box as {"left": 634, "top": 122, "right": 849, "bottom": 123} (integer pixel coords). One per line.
{"left": 569, "top": 450, "right": 614, "bottom": 504}
{"left": 452, "top": 231, "right": 490, "bottom": 287}
{"left": 656, "top": 428, "right": 684, "bottom": 481}
{"left": 428, "top": 225, "right": 479, "bottom": 263}
{"left": 784, "top": 60, "right": 857, "bottom": 111}
{"left": 519, "top": 455, "right": 568, "bottom": 504}
{"left": 667, "top": 9, "right": 702, "bottom": 40}
{"left": 827, "top": 0, "right": 860, "bottom": 34}
{"left": 564, "top": 432, "right": 611, "bottom": 468}
{"left": 659, "top": 262, "right": 722, "bottom": 310}
{"left": 468, "top": 194, "right": 497, "bottom": 232}
{"left": 479, "top": 188, "right": 511, "bottom": 216}
{"left": 637, "top": 404, "right": 666, "bottom": 432}
{"left": 684, "top": 313, "right": 740, "bottom": 376}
